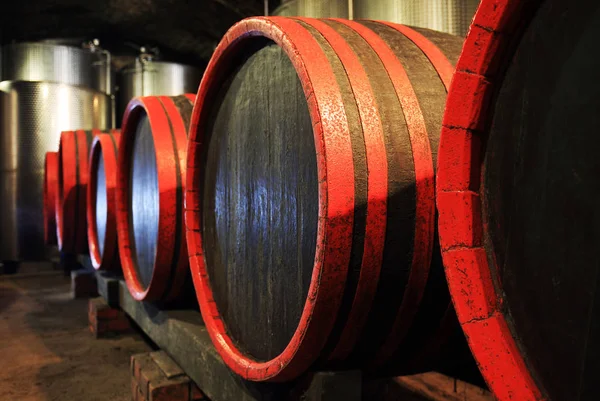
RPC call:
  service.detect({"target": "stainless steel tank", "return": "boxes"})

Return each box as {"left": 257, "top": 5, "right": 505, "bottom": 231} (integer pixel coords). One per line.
{"left": 272, "top": 0, "right": 299, "bottom": 16}
{"left": 297, "top": 0, "right": 349, "bottom": 18}
{"left": 1, "top": 42, "right": 112, "bottom": 94}
{"left": 117, "top": 57, "right": 202, "bottom": 124}
{"left": 353, "top": 0, "right": 480, "bottom": 37}
{"left": 272, "top": 0, "right": 349, "bottom": 18}
{"left": 0, "top": 41, "right": 114, "bottom": 262}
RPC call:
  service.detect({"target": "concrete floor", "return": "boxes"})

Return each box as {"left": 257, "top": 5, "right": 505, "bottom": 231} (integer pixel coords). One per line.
{"left": 0, "top": 266, "right": 151, "bottom": 401}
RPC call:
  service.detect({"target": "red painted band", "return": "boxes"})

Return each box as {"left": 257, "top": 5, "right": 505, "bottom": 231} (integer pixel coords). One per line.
{"left": 74, "top": 129, "right": 95, "bottom": 254}
{"left": 56, "top": 129, "right": 99, "bottom": 254}
{"left": 156, "top": 95, "right": 194, "bottom": 301}
{"left": 332, "top": 19, "right": 437, "bottom": 368}
{"left": 117, "top": 95, "right": 194, "bottom": 302}
{"left": 437, "top": 1, "right": 545, "bottom": 400}
{"left": 87, "top": 130, "right": 121, "bottom": 271}
{"left": 185, "top": 16, "right": 354, "bottom": 382}
{"left": 56, "top": 130, "right": 75, "bottom": 252}
{"left": 374, "top": 20, "right": 460, "bottom": 365}
{"left": 295, "top": 17, "right": 388, "bottom": 362}
{"left": 118, "top": 97, "right": 173, "bottom": 301}
{"left": 43, "top": 152, "right": 59, "bottom": 246}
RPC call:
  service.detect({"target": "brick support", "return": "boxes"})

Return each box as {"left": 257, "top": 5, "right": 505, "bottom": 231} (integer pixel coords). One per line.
{"left": 88, "top": 297, "right": 132, "bottom": 338}
{"left": 131, "top": 352, "right": 206, "bottom": 401}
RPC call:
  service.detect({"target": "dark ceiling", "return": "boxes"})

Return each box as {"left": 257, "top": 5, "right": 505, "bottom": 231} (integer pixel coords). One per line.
{"left": 0, "top": 0, "right": 283, "bottom": 67}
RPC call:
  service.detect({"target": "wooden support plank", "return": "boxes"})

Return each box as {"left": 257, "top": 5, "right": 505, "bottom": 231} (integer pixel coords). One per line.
{"left": 96, "top": 271, "right": 121, "bottom": 308}
{"left": 95, "top": 275, "right": 362, "bottom": 401}
{"left": 96, "top": 274, "right": 490, "bottom": 401}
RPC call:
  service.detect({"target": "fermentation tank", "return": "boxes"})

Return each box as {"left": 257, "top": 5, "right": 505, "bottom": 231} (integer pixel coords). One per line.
{"left": 272, "top": 0, "right": 298, "bottom": 16}
{"left": 296, "top": 0, "right": 349, "bottom": 18}
{"left": 0, "top": 41, "right": 113, "bottom": 262}
{"left": 272, "top": 0, "right": 349, "bottom": 18}
{"left": 117, "top": 53, "right": 202, "bottom": 124}
{"left": 353, "top": 0, "right": 480, "bottom": 36}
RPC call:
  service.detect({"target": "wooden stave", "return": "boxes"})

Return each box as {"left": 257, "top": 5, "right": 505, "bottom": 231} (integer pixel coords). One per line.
{"left": 56, "top": 129, "right": 98, "bottom": 254}
{"left": 116, "top": 94, "right": 195, "bottom": 302}
{"left": 186, "top": 16, "right": 464, "bottom": 382}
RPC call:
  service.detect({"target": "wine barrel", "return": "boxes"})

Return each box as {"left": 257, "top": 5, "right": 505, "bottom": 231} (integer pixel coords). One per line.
{"left": 116, "top": 94, "right": 195, "bottom": 302}
{"left": 56, "top": 129, "right": 103, "bottom": 254}
{"left": 87, "top": 130, "right": 121, "bottom": 270}
{"left": 437, "top": 1, "right": 600, "bottom": 401}
{"left": 43, "top": 152, "right": 59, "bottom": 245}
{"left": 185, "top": 16, "right": 464, "bottom": 382}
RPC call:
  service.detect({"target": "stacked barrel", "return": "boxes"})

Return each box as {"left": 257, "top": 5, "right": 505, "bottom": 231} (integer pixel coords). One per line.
{"left": 184, "top": 16, "right": 468, "bottom": 382}
{"left": 87, "top": 130, "right": 121, "bottom": 270}
{"left": 116, "top": 94, "right": 196, "bottom": 302}
{"left": 56, "top": 129, "right": 104, "bottom": 255}
{"left": 436, "top": 1, "right": 600, "bottom": 401}
{"left": 40, "top": 3, "right": 600, "bottom": 400}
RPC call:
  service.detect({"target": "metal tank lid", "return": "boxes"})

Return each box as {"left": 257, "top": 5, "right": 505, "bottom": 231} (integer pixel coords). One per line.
{"left": 116, "top": 47, "right": 202, "bottom": 125}
{"left": 119, "top": 47, "right": 200, "bottom": 74}
{"left": 0, "top": 39, "right": 113, "bottom": 95}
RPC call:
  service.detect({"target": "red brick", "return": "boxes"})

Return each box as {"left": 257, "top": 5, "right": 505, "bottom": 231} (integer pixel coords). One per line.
{"left": 132, "top": 352, "right": 199, "bottom": 401}
{"left": 149, "top": 377, "right": 190, "bottom": 401}
{"left": 107, "top": 317, "right": 132, "bottom": 332}
{"left": 138, "top": 383, "right": 146, "bottom": 401}
{"left": 89, "top": 298, "right": 120, "bottom": 320}
{"left": 89, "top": 298, "right": 132, "bottom": 337}
{"left": 90, "top": 320, "right": 111, "bottom": 338}
{"left": 97, "top": 308, "right": 120, "bottom": 320}
{"left": 190, "top": 383, "right": 206, "bottom": 400}
{"left": 131, "top": 376, "right": 139, "bottom": 401}
{"left": 139, "top": 358, "right": 164, "bottom": 399}
{"left": 132, "top": 354, "right": 146, "bottom": 383}
{"left": 131, "top": 355, "right": 137, "bottom": 376}
{"left": 72, "top": 270, "right": 98, "bottom": 298}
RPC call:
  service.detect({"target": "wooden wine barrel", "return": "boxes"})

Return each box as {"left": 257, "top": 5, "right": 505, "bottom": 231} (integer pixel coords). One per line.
{"left": 87, "top": 130, "right": 121, "bottom": 270}
{"left": 437, "top": 1, "right": 600, "bottom": 401}
{"left": 56, "top": 129, "right": 102, "bottom": 254}
{"left": 185, "top": 16, "right": 465, "bottom": 382}
{"left": 43, "top": 151, "right": 59, "bottom": 245}
{"left": 116, "top": 94, "right": 195, "bottom": 302}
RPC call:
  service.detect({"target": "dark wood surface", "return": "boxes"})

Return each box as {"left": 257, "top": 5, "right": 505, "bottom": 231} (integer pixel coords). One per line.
{"left": 483, "top": 2, "right": 600, "bottom": 400}
{"left": 202, "top": 39, "right": 318, "bottom": 361}
{"left": 363, "top": 24, "right": 470, "bottom": 376}
{"left": 295, "top": 20, "right": 375, "bottom": 364}
{"left": 130, "top": 111, "right": 159, "bottom": 290}
{"left": 408, "top": 27, "right": 462, "bottom": 66}
{"left": 58, "top": 129, "right": 94, "bottom": 254}
{"left": 344, "top": 21, "right": 451, "bottom": 367}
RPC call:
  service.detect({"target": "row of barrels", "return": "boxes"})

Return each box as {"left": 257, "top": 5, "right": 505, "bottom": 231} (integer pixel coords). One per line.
{"left": 42, "top": 1, "right": 599, "bottom": 400}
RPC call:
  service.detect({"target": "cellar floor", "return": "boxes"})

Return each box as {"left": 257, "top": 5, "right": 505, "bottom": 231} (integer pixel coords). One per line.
{"left": 0, "top": 264, "right": 150, "bottom": 401}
